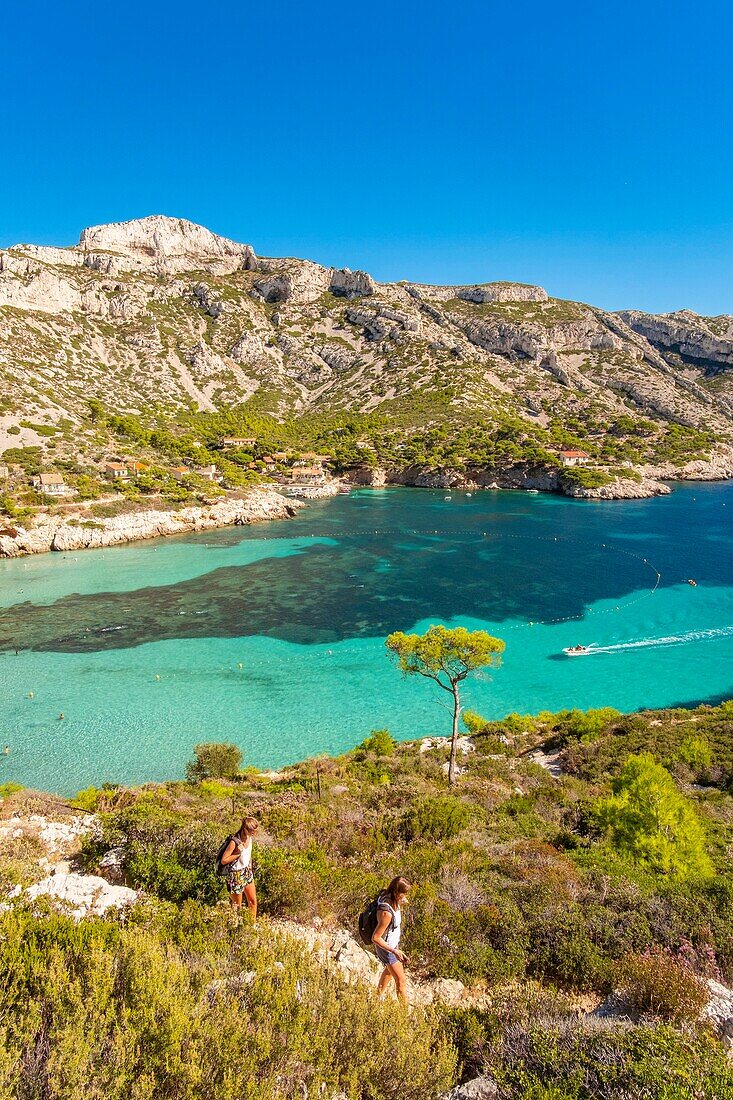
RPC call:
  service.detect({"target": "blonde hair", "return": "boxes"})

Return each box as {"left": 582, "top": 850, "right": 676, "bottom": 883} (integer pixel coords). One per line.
{"left": 239, "top": 816, "right": 259, "bottom": 838}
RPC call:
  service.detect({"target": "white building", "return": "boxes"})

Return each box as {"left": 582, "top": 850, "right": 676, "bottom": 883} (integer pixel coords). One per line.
{"left": 559, "top": 450, "right": 590, "bottom": 467}
{"left": 32, "top": 472, "right": 71, "bottom": 496}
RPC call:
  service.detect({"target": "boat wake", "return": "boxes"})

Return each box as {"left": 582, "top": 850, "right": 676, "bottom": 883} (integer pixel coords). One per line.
{"left": 568, "top": 626, "right": 733, "bottom": 656}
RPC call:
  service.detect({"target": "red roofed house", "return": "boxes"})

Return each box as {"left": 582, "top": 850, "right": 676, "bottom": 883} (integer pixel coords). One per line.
{"left": 289, "top": 465, "right": 325, "bottom": 484}
{"left": 559, "top": 450, "right": 590, "bottom": 467}
{"left": 104, "top": 461, "right": 130, "bottom": 481}
{"left": 127, "top": 461, "right": 149, "bottom": 476}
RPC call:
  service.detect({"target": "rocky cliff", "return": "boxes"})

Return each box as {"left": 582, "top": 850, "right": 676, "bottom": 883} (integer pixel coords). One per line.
{"left": 620, "top": 309, "right": 733, "bottom": 376}
{"left": 0, "top": 215, "right": 731, "bottom": 463}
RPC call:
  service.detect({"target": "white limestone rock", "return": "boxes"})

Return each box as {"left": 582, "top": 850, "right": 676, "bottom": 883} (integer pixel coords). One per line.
{"left": 78, "top": 215, "right": 256, "bottom": 275}
{"left": 24, "top": 872, "right": 137, "bottom": 918}
{"left": 97, "top": 847, "right": 126, "bottom": 885}
{"left": 703, "top": 978, "right": 733, "bottom": 1049}
{"left": 253, "top": 259, "right": 330, "bottom": 305}
{"left": 0, "top": 490, "right": 302, "bottom": 558}
{"left": 442, "top": 1077, "right": 498, "bottom": 1099}
{"left": 329, "top": 268, "right": 376, "bottom": 298}
{"left": 0, "top": 813, "right": 95, "bottom": 853}
{"left": 413, "top": 281, "right": 547, "bottom": 304}
{"left": 620, "top": 309, "right": 733, "bottom": 374}
{"left": 0, "top": 254, "right": 83, "bottom": 314}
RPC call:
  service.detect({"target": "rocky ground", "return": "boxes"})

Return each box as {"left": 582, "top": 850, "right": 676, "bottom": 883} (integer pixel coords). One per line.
{"left": 0, "top": 487, "right": 302, "bottom": 558}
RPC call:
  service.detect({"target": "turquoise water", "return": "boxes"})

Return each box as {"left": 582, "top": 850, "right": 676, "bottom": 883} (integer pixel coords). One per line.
{"left": 1, "top": 484, "right": 731, "bottom": 794}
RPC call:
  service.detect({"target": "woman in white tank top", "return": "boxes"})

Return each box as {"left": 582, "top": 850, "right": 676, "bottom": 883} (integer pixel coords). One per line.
{"left": 220, "top": 816, "right": 259, "bottom": 921}
{"left": 372, "top": 875, "right": 411, "bottom": 1004}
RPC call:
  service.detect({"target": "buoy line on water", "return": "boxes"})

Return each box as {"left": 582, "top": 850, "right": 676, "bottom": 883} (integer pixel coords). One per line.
{"left": 5, "top": 529, "right": 667, "bottom": 657}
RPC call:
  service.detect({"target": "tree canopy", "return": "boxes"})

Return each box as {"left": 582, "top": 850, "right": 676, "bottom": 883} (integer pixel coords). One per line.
{"left": 596, "top": 752, "right": 712, "bottom": 878}
{"left": 385, "top": 625, "right": 505, "bottom": 783}
{"left": 385, "top": 625, "right": 505, "bottom": 689}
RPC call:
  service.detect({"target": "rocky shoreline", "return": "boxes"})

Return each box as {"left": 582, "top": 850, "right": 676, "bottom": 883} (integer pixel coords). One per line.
{"left": 348, "top": 447, "right": 733, "bottom": 501}
{"left": 349, "top": 463, "right": 668, "bottom": 499}
{"left": 1, "top": 450, "right": 730, "bottom": 561}
{"left": 0, "top": 488, "right": 302, "bottom": 559}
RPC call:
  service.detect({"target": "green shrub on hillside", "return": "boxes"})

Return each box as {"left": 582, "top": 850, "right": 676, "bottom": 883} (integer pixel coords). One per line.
{"left": 479, "top": 1021, "right": 731, "bottom": 1099}
{"left": 108, "top": 799, "right": 225, "bottom": 904}
{"left": 558, "top": 704, "right": 733, "bottom": 789}
{"left": 400, "top": 796, "right": 477, "bottom": 842}
{"left": 595, "top": 753, "right": 713, "bottom": 878}
{"left": 615, "top": 948, "right": 708, "bottom": 1023}
{"left": 186, "top": 741, "right": 243, "bottom": 782}
{"left": 560, "top": 467, "right": 613, "bottom": 490}
{"left": 358, "top": 728, "right": 396, "bottom": 756}
{"left": 0, "top": 906, "right": 455, "bottom": 1100}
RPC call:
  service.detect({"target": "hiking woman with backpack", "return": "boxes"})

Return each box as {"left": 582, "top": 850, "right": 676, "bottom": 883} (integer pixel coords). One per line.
{"left": 219, "top": 817, "right": 259, "bottom": 921}
{"left": 371, "top": 875, "right": 410, "bottom": 1004}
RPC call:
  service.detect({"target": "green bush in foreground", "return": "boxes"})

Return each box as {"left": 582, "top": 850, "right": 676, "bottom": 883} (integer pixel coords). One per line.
{"left": 443, "top": 988, "right": 733, "bottom": 1099}
{"left": 489, "top": 1022, "right": 733, "bottom": 1100}
{"left": 0, "top": 905, "right": 455, "bottom": 1100}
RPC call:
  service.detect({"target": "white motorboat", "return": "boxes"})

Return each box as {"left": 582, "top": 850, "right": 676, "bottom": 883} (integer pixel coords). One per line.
{"left": 562, "top": 643, "right": 598, "bottom": 657}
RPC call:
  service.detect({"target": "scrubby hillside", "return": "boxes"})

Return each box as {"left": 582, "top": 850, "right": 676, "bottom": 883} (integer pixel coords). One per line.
{"left": 1, "top": 216, "right": 732, "bottom": 520}
{"left": 2, "top": 700, "right": 733, "bottom": 1098}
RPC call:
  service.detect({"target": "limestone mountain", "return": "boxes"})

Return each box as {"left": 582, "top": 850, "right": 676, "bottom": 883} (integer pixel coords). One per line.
{"left": 1, "top": 215, "right": 732, "bottom": 465}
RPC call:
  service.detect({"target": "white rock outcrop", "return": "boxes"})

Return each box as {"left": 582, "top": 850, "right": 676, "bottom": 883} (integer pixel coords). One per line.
{"left": 620, "top": 309, "right": 733, "bottom": 374}
{"left": 442, "top": 1079, "right": 498, "bottom": 1100}
{"left": 411, "top": 281, "right": 548, "bottom": 304}
{"left": 253, "top": 259, "right": 330, "bottom": 305}
{"left": 329, "top": 268, "right": 376, "bottom": 298}
{"left": 24, "top": 872, "right": 137, "bottom": 918}
{"left": 0, "top": 489, "right": 302, "bottom": 558}
{"left": 703, "top": 978, "right": 733, "bottom": 1052}
{"left": 77, "top": 215, "right": 256, "bottom": 275}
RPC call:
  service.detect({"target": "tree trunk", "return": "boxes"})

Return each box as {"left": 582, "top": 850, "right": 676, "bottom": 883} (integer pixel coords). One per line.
{"left": 448, "top": 683, "right": 461, "bottom": 785}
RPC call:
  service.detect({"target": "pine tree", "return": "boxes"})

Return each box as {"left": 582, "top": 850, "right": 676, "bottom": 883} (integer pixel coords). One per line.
{"left": 385, "top": 625, "right": 505, "bottom": 784}
{"left": 596, "top": 752, "right": 712, "bottom": 877}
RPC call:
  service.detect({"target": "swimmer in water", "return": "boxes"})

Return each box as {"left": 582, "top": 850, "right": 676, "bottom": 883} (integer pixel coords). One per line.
{"left": 58, "top": 713, "right": 65, "bottom": 721}
{"left": 2, "top": 744, "right": 9, "bottom": 755}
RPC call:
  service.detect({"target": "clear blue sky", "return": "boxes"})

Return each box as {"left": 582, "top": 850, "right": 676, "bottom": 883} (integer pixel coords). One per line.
{"left": 3, "top": 1, "right": 732, "bottom": 313}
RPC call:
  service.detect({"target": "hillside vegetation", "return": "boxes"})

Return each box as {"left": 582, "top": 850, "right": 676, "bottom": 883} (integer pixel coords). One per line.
{"left": 2, "top": 699, "right": 733, "bottom": 1097}
{"left": 1, "top": 216, "right": 732, "bottom": 521}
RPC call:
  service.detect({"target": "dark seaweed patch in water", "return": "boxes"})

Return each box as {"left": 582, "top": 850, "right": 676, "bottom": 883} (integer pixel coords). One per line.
{"left": 4, "top": 529, "right": 655, "bottom": 654}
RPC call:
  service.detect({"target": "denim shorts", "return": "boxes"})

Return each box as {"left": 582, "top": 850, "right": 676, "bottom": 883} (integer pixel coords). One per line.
{"left": 374, "top": 944, "right": 400, "bottom": 967}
